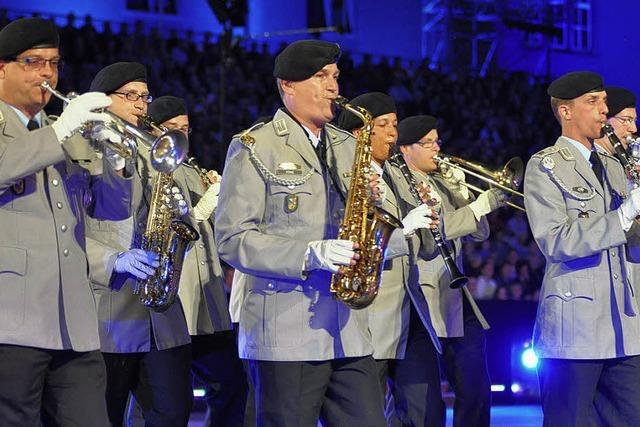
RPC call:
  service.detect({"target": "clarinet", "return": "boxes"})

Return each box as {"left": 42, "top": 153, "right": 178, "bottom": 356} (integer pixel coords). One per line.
{"left": 602, "top": 124, "right": 640, "bottom": 187}
{"left": 389, "top": 149, "right": 468, "bottom": 289}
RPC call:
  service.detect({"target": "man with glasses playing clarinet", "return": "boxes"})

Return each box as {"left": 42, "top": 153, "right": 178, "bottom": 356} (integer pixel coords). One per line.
{"left": 0, "top": 18, "right": 134, "bottom": 426}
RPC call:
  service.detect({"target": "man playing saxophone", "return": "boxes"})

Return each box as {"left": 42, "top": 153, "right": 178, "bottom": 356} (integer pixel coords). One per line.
{"left": 82, "top": 63, "right": 193, "bottom": 427}
{"left": 215, "top": 40, "right": 386, "bottom": 426}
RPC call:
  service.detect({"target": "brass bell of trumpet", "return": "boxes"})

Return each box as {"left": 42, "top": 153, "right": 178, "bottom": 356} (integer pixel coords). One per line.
{"left": 434, "top": 154, "right": 526, "bottom": 212}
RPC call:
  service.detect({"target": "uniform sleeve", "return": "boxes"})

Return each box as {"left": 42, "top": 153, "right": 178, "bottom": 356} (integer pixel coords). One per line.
{"left": 214, "top": 139, "right": 311, "bottom": 280}
{"left": 524, "top": 156, "right": 627, "bottom": 262}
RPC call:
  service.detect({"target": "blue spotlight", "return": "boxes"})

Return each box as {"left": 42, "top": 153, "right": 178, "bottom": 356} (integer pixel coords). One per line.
{"left": 521, "top": 348, "right": 539, "bottom": 369}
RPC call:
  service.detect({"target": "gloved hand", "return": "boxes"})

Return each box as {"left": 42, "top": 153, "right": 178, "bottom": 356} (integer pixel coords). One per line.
{"left": 441, "top": 166, "right": 470, "bottom": 199}
{"left": 620, "top": 186, "right": 640, "bottom": 222}
{"left": 193, "top": 181, "right": 221, "bottom": 222}
{"left": 368, "top": 172, "right": 387, "bottom": 206}
{"left": 164, "top": 185, "right": 188, "bottom": 217}
{"left": 113, "top": 249, "right": 159, "bottom": 280}
{"left": 402, "top": 204, "right": 439, "bottom": 236}
{"left": 468, "top": 188, "right": 509, "bottom": 219}
{"left": 52, "top": 92, "right": 112, "bottom": 142}
{"left": 305, "top": 239, "right": 357, "bottom": 273}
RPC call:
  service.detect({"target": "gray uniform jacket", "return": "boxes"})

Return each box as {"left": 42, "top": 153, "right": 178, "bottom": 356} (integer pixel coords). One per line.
{"left": 215, "top": 109, "right": 374, "bottom": 361}
{"left": 0, "top": 102, "right": 133, "bottom": 351}
{"left": 174, "top": 164, "right": 232, "bottom": 335}
{"left": 368, "top": 162, "right": 443, "bottom": 359}
{"left": 525, "top": 136, "right": 640, "bottom": 359}
{"left": 85, "top": 142, "right": 191, "bottom": 353}
{"left": 411, "top": 173, "right": 490, "bottom": 338}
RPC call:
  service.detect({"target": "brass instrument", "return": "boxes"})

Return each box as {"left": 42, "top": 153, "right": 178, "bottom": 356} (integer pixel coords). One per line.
{"left": 330, "top": 96, "right": 402, "bottom": 309}
{"left": 434, "top": 154, "right": 526, "bottom": 212}
{"left": 134, "top": 115, "right": 199, "bottom": 312}
{"left": 41, "top": 81, "right": 188, "bottom": 174}
{"left": 389, "top": 147, "right": 468, "bottom": 289}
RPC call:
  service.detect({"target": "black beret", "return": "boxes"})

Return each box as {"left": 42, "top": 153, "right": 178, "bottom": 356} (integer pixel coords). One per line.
{"left": 397, "top": 115, "right": 437, "bottom": 146}
{"left": 90, "top": 62, "right": 147, "bottom": 93}
{"left": 148, "top": 96, "right": 187, "bottom": 124}
{"left": 605, "top": 86, "right": 637, "bottom": 118}
{"left": 273, "top": 40, "right": 340, "bottom": 81}
{"left": 547, "top": 71, "right": 603, "bottom": 100}
{"left": 0, "top": 18, "right": 59, "bottom": 59}
{"left": 335, "top": 92, "right": 397, "bottom": 131}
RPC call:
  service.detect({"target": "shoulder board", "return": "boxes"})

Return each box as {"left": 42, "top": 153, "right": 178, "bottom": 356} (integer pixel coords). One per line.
{"left": 233, "top": 121, "right": 268, "bottom": 147}
{"left": 325, "top": 122, "right": 354, "bottom": 141}
{"left": 531, "top": 146, "right": 559, "bottom": 159}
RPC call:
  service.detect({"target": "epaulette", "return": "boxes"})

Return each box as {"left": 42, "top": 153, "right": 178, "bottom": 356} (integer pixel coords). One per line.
{"left": 535, "top": 146, "right": 596, "bottom": 201}
{"left": 531, "top": 146, "right": 559, "bottom": 159}
{"left": 235, "top": 121, "right": 267, "bottom": 148}
{"left": 325, "top": 122, "right": 354, "bottom": 142}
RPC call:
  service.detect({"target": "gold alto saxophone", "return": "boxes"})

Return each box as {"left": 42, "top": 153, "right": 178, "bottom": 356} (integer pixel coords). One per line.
{"left": 330, "top": 96, "right": 402, "bottom": 309}
{"left": 135, "top": 116, "right": 200, "bottom": 312}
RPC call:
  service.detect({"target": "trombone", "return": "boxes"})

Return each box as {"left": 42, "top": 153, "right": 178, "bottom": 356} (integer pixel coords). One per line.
{"left": 41, "top": 81, "right": 188, "bottom": 174}
{"left": 434, "top": 154, "right": 526, "bottom": 212}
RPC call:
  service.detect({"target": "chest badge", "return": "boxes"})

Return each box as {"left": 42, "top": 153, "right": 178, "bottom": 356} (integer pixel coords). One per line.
{"left": 285, "top": 194, "right": 299, "bottom": 213}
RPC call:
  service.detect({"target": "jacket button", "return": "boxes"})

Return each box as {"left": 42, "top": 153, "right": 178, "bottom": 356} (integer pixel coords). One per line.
{"left": 61, "top": 225, "right": 67, "bottom": 232}
{"left": 611, "top": 251, "right": 616, "bottom": 257}
{"left": 580, "top": 202, "right": 586, "bottom": 207}
{"left": 200, "top": 261, "right": 206, "bottom": 265}
{"left": 56, "top": 202, "right": 63, "bottom": 209}
{"left": 267, "top": 282, "right": 275, "bottom": 290}
{"left": 614, "top": 274, "right": 619, "bottom": 280}
{"left": 563, "top": 291, "right": 572, "bottom": 297}
{"left": 51, "top": 179, "right": 59, "bottom": 186}
{"left": 199, "top": 244, "right": 205, "bottom": 249}
{"left": 63, "top": 249, "right": 69, "bottom": 256}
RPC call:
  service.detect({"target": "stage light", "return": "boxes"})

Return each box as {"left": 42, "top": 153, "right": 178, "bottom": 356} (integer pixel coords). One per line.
{"left": 193, "top": 388, "right": 206, "bottom": 398}
{"left": 521, "top": 348, "right": 539, "bottom": 369}
{"left": 491, "top": 384, "right": 506, "bottom": 392}
{"left": 511, "top": 382, "right": 522, "bottom": 393}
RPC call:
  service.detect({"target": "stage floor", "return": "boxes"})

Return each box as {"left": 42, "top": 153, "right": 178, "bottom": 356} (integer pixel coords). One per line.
{"left": 188, "top": 404, "right": 544, "bottom": 426}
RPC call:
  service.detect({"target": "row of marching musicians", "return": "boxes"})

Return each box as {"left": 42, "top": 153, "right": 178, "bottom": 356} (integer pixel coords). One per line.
{"left": 3, "top": 14, "right": 640, "bottom": 427}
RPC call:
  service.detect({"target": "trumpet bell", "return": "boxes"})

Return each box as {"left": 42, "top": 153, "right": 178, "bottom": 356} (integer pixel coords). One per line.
{"left": 499, "top": 157, "right": 525, "bottom": 191}
{"left": 150, "top": 130, "right": 189, "bottom": 174}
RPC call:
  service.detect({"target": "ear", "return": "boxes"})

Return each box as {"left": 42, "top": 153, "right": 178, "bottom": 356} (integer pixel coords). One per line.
{"left": 353, "top": 128, "right": 361, "bottom": 139}
{"left": 280, "top": 79, "right": 296, "bottom": 96}
{"left": 558, "top": 103, "right": 571, "bottom": 120}
{"left": 0, "top": 62, "right": 7, "bottom": 79}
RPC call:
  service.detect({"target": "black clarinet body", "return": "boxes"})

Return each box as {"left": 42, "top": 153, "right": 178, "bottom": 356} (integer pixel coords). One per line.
{"left": 389, "top": 150, "right": 468, "bottom": 289}
{"left": 603, "top": 123, "right": 640, "bottom": 186}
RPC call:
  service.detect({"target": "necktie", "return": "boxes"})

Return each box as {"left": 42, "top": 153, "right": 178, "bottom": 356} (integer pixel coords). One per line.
{"left": 590, "top": 151, "right": 604, "bottom": 187}
{"left": 314, "top": 136, "right": 326, "bottom": 165}
{"left": 27, "top": 119, "right": 40, "bottom": 131}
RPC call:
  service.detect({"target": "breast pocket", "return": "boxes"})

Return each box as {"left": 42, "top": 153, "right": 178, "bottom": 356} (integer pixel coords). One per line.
{"left": 0, "top": 246, "right": 27, "bottom": 331}
{"left": 266, "top": 183, "right": 313, "bottom": 227}
{"left": 541, "top": 274, "right": 595, "bottom": 348}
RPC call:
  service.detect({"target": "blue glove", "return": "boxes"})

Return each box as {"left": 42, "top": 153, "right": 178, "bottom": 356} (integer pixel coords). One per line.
{"left": 113, "top": 249, "right": 159, "bottom": 280}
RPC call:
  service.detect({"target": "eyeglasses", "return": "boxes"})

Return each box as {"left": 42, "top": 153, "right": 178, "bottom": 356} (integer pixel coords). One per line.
{"left": 112, "top": 91, "right": 153, "bottom": 103}
{"left": 8, "top": 56, "right": 64, "bottom": 71}
{"left": 173, "top": 125, "right": 192, "bottom": 135}
{"left": 416, "top": 139, "right": 442, "bottom": 149}
{"left": 615, "top": 116, "right": 638, "bottom": 126}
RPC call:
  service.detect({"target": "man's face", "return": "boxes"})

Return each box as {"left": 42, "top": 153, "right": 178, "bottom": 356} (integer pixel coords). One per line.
{"left": 609, "top": 107, "right": 637, "bottom": 147}
{"left": 108, "top": 81, "right": 149, "bottom": 125}
{"left": 161, "top": 114, "right": 190, "bottom": 140}
{"left": 358, "top": 112, "right": 397, "bottom": 164}
{"left": 400, "top": 129, "right": 441, "bottom": 173}
{"left": 0, "top": 47, "right": 60, "bottom": 116}
{"left": 564, "top": 91, "right": 608, "bottom": 140}
{"left": 283, "top": 63, "right": 339, "bottom": 129}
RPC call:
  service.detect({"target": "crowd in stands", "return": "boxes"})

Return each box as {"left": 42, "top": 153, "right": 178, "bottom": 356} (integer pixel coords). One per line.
{"left": 3, "top": 11, "right": 557, "bottom": 302}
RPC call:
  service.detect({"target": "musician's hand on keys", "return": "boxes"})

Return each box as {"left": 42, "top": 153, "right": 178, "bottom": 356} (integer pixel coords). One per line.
{"left": 114, "top": 249, "right": 159, "bottom": 280}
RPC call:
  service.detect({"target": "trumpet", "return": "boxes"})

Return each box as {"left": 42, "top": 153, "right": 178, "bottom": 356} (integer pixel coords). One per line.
{"left": 434, "top": 154, "right": 526, "bottom": 212}
{"left": 41, "top": 81, "right": 188, "bottom": 174}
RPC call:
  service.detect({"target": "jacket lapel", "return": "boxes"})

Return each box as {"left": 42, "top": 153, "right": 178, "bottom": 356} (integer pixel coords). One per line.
{"left": 273, "top": 110, "right": 322, "bottom": 173}
{"left": 556, "top": 137, "right": 605, "bottom": 198}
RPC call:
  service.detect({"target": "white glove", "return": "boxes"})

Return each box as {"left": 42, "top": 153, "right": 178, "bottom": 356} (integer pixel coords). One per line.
{"left": 402, "top": 204, "right": 437, "bottom": 236}
{"left": 619, "top": 187, "right": 640, "bottom": 225}
{"left": 305, "top": 239, "right": 356, "bottom": 273}
{"left": 193, "top": 182, "right": 220, "bottom": 222}
{"left": 468, "top": 188, "right": 508, "bottom": 220}
{"left": 113, "top": 249, "right": 159, "bottom": 280}
{"left": 442, "top": 167, "right": 470, "bottom": 200}
{"left": 52, "top": 92, "right": 112, "bottom": 142}
{"left": 163, "top": 185, "right": 188, "bottom": 217}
